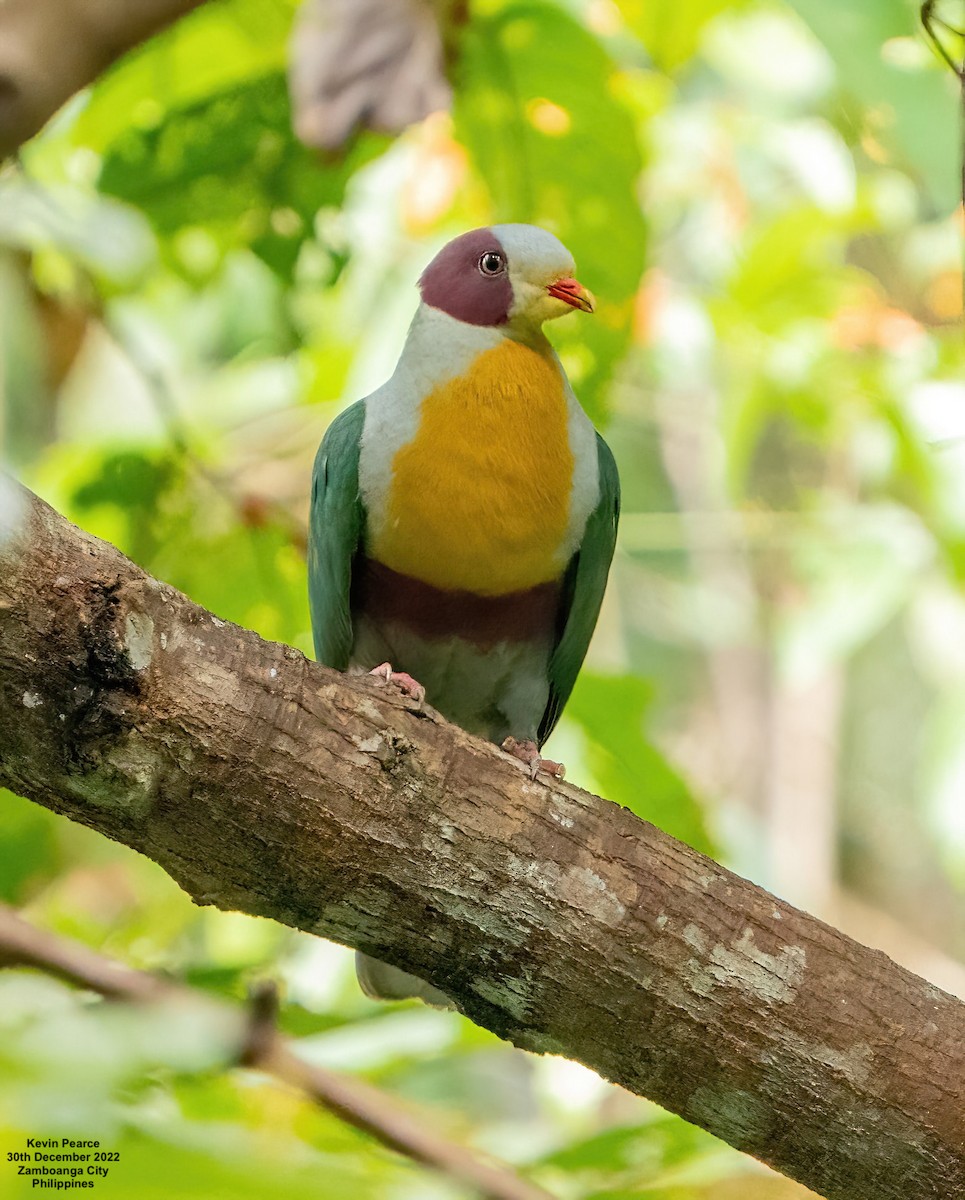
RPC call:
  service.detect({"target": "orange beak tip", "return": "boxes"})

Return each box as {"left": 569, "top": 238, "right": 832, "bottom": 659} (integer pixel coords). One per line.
{"left": 547, "top": 278, "right": 595, "bottom": 314}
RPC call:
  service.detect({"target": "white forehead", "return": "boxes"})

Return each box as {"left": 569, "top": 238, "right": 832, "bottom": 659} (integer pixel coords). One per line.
{"left": 491, "top": 223, "right": 575, "bottom": 280}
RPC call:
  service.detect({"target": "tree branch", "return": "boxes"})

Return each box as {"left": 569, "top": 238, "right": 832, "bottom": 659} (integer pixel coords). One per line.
{"left": 0, "top": 904, "right": 553, "bottom": 1200}
{"left": 0, "top": 0, "right": 208, "bottom": 160}
{"left": 0, "top": 475, "right": 963, "bottom": 1200}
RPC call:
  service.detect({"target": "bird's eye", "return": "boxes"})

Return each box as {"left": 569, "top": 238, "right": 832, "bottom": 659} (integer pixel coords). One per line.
{"left": 478, "top": 251, "right": 505, "bottom": 276}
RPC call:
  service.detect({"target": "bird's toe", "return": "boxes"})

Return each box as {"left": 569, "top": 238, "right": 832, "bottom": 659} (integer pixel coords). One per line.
{"left": 501, "top": 736, "right": 565, "bottom": 781}
{"left": 369, "top": 663, "right": 426, "bottom": 708}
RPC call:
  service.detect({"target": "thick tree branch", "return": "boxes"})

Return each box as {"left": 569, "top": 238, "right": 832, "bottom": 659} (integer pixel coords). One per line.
{"left": 0, "top": 476, "right": 963, "bottom": 1200}
{"left": 0, "top": 0, "right": 208, "bottom": 160}
{"left": 0, "top": 904, "right": 552, "bottom": 1200}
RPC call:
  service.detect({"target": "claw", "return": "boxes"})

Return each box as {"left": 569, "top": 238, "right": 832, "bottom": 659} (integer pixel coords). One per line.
{"left": 368, "top": 662, "right": 426, "bottom": 709}
{"left": 502, "top": 736, "right": 565, "bottom": 781}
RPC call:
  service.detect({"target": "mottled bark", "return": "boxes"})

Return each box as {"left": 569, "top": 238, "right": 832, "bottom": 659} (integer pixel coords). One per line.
{"left": 0, "top": 0, "right": 207, "bottom": 159}
{"left": 0, "top": 476, "right": 962, "bottom": 1200}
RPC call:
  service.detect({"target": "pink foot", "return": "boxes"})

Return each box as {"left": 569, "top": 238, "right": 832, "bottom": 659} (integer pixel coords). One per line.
{"left": 369, "top": 662, "right": 426, "bottom": 708}
{"left": 502, "top": 737, "right": 565, "bottom": 781}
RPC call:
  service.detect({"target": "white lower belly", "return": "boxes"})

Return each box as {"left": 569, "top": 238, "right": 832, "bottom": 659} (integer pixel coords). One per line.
{"left": 351, "top": 616, "right": 551, "bottom": 744}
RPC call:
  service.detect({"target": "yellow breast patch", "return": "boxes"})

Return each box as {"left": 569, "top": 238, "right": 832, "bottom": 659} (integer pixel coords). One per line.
{"left": 373, "top": 339, "right": 574, "bottom": 596}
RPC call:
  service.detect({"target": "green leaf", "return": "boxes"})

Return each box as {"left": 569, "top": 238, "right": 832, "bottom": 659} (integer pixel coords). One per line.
{"left": 785, "top": 0, "right": 960, "bottom": 210}
{"left": 72, "top": 450, "right": 176, "bottom": 513}
{"left": 454, "top": 1, "right": 647, "bottom": 423}
{"left": 722, "top": 206, "right": 852, "bottom": 327}
{"left": 98, "top": 72, "right": 385, "bottom": 279}
{"left": 615, "top": 0, "right": 753, "bottom": 72}
{"left": 69, "top": 450, "right": 182, "bottom": 569}
{"left": 536, "top": 1108, "right": 741, "bottom": 1196}
{"left": 149, "top": 518, "right": 312, "bottom": 650}
{"left": 0, "top": 791, "right": 62, "bottom": 904}
{"left": 70, "top": 0, "right": 298, "bottom": 155}
{"left": 565, "top": 673, "right": 714, "bottom": 853}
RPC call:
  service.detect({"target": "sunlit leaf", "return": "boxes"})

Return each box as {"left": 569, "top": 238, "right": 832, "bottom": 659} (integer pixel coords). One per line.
{"left": 70, "top": 0, "right": 299, "bottom": 155}
{"left": 454, "top": 1, "right": 648, "bottom": 422}
{"left": 615, "top": 0, "right": 754, "bottom": 72}
{"left": 98, "top": 72, "right": 385, "bottom": 280}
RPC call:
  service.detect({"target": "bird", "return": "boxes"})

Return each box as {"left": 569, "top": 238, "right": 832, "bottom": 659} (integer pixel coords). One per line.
{"left": 308, "top": 223, "right": 620, "bottom": 1005}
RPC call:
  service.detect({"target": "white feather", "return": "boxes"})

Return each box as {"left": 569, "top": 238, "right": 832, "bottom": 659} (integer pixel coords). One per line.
{"left": 492, "top": 223, "right": 578, "bottom": 326}
{"left": 358, "top": 305, "right": 504, "bottom": 541}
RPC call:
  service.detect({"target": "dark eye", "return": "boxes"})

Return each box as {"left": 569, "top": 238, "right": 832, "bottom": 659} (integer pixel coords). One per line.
{"left": 478, "top": 251, "right": 505, "bottom": 276}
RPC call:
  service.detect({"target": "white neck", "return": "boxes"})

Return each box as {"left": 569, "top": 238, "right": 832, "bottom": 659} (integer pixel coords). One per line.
{"left": 395, "top": 304, "right": 551, "bottom": 392}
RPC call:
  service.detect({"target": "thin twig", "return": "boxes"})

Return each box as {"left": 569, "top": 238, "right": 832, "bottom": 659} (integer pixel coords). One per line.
{"left": 0, "top": 904, "right": 555, "bottom": 1200}
{"left": 922, "top": 0, "right": 965, "bottom": 76}
{"left": 101, "top": 317, "right": 310, "bottom": 557}
{"left": 921, "top": 1, "right": 965, "bottom": 314}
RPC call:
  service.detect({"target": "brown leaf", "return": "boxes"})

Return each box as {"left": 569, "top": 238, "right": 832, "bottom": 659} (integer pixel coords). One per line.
{"left": 289, "top": 0, "right": 453, "bottom": 152}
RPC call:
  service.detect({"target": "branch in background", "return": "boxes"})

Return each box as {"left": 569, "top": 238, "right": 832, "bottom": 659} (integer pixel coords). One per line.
{"left": 921, "top": 1, "right": 965, "bottom": 79}
{"left": 100, "top": 317, "right": 310, "bottom": 556}
{"left": 0, "top": 904, "right": 552, "bottom": 1200}
{"left": 0, "top": 0, "right": 210, "bottom": 160}
{"left": 1, "top": 475, "right": 963, "bottom": 1200}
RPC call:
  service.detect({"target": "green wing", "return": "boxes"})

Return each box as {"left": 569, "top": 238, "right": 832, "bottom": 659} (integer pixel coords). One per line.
{"left": 538, "top": 434, "right": 620, "bottom": 747}
{"left": 307, "top": 400, "right": 366, "bottom": 669}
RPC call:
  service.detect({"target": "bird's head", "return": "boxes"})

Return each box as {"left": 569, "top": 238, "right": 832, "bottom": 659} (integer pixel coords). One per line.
{"left": 418, "top": 224, "right": 594, "bottom": 332}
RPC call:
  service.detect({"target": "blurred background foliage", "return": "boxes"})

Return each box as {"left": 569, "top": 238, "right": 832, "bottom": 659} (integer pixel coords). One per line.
{"left": 0, "top": 0, "right": 962, "bottom": 1195}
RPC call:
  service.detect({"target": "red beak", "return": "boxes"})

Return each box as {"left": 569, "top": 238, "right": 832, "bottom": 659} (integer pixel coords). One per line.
{"left": 547, "top": 277, "right": 595, "bottom": 313}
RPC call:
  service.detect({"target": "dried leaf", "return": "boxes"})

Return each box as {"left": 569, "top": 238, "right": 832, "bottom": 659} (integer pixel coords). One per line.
{"left": 290, "top": 0, "right": 452, "bottom": 152}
